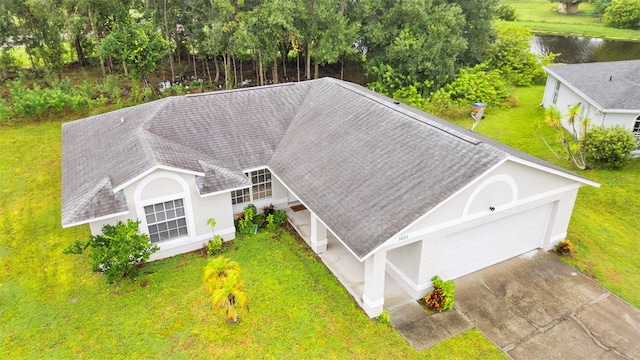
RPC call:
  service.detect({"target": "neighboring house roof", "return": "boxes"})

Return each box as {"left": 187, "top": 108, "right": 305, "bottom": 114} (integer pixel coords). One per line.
{"left": 62, "top": 77, "right": 593, "bottom": 259}
{"left": 544, "top": 60, "right": 640, "bottom": 112}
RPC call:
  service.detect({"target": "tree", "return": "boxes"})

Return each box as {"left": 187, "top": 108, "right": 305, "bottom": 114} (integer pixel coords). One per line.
{"left": 592, "top": 0, "right": 612, "bottom": 18}
{"left": 100, "top": 14, "right": 173, "bottom": 98}
{"left": 202, "top": 257, "right": 249, "bottom": 323}
{"left": 553, "top": 0, "right": 585, "bottom": 14}
{"left": 484, "top": 21, "right": 553, "bottom": 86}
{"left": 358, "top": 0, "right": 467, "bottom": 90}
{"left": 2, "top": 0, "right": 67, "bottom": 75}
{"left": 443, "top": 0, "right": 496, "bottom": 67}
{"left": 495, "top": 3, "right": 518, "bottom": 21}
{"left": 299, "top": 0, "right": 359, "bottom": 80}
{"left": 186, "top": 0, "right": 247, "bottom": 89}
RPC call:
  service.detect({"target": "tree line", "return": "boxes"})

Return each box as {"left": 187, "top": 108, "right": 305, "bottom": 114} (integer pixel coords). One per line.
{"left": 0, "top": 0, "right": 508, "bottom": 91}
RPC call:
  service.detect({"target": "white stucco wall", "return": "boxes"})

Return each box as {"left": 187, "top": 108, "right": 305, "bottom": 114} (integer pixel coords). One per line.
{"left": 88, "top": 168, "right": 237, "bottom": 260}
{"left": 384, "top": 160, "right": 586, "bottom": 298}
{"left": 405, "top": 160, "right": 575, "bottom": 230}
{"left": 386, "top": 241, "right": 421, "bottom": 285}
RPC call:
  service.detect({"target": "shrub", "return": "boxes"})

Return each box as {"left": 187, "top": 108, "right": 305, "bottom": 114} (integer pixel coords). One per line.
{"left": 64, "top": 219, "right": 159, "bottom": 283}
{"left": 392, "top": 84, "right": 429, "bottom": 109}
{"left": 96, "top": 74, "right": 122, "bottom": 101}
{"left": 377, "top": 309, "right": 393, "bottom": 327}
{"left": 238, "top": 204, "right": 257, "bottom": 234}
{"left": 581, "top": 125, "right": 637, "bottom": 169}
{"left": 367, "top": 63, "right": 429, "bottom": 97}
{"left": 0, "top": 99, "right": 13, "bottom": 125}
{"left": 495, "top": 3, "right": 518, "bottom": 21}
{"left": 8, "top": 79, "right": 92, "bottom": 118}
{"left": 428, "top": 64, "right": 510, "bottom": 107}
{"left": 262, "top": 204, "right": 276, "bottom": 216}
{"left": 554, "top": 239, "right": 574, "bottom": 255}
{"left": 266, "top": 209, "right": 288, "bottom": 231}
{"left": 603, "top": 0, "right": 640, "bottom": 30}
{"left": 424, "top": 275, "right": 455, "bottom": 312}
{"left": 205, "top": 235, "right": 224, "bottom": 256}
{"left": 159, "top": 84, "right": 185, "bottom": 97}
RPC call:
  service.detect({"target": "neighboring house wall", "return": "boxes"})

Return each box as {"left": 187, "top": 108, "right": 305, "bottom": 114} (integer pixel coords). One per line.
{"left": 543, "top": 76, "right": 640, "bottom": 140}
{"left": 599, "top": 112, "right": 639, "bottom": 129}
{"left": 542, "top": 76, "right": 598, "bottom": 131}
{"left": 382, "top": 160, "right": 580, "bottom": 299}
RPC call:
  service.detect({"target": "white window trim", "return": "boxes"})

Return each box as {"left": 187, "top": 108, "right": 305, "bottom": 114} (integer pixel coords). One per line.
{"left": 552, "top": 80, "right": 561, "bottom": 105}
{"left": 633, "top": 116, "right": 640, "bottom": 149}
{"left": 231, "top": 168, "right": 273, "bottom": 210}
{"left": 231, "top": 187, "right": 251, "bottom": 205}
{"left": 133, "top": 171, "right": 196, "bottom": 245}
{"left": 144, "top": 198, "right": 188, "bottom": 244}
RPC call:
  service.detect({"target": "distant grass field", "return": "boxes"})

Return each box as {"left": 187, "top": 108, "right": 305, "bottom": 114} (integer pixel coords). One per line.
{"left": 0, "top": 121, "right": 506, "bottom": 358}
{"left": 504, "top": 0, "right": 640, "bottom": 41}
{"left": 450, "top": 86, "right": 640, "bottom": 308}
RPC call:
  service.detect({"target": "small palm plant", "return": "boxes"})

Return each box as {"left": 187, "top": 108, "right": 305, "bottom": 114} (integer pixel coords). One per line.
{"left": 536, "top": 103, "right": 588, "bottom": 169}
{"left": 202, "top": 257, "right": 249, "bottom": 323}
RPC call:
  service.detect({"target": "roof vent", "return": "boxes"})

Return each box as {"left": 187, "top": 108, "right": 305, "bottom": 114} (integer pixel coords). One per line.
{"left": 609, "top": 76, "right": 612, "bottom": 81}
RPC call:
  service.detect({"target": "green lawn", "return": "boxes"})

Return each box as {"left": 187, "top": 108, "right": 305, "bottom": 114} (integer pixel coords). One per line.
{"left": 504, "top": 0, "right": 640, "bottom": 41}
{"left": 0, "top": 123, "right": 505, "bottom": 357}
{"left": 450, "top": 86, "right": 640, "bottom": 308}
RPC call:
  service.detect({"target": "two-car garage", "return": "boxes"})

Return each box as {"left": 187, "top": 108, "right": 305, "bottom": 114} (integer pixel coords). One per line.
{"left": 384, "top": 161, "right": 593, "bottom": 309}
{"left": 436, "top": 203, "right": 552, "bottom": 281}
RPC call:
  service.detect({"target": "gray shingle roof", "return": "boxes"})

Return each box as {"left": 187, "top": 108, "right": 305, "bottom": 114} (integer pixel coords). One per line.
{"left": 62, "top": 77, "right": 590, "bottom": 258}
{"left": 544, "top": 60, "right": 640, "bottom": 111}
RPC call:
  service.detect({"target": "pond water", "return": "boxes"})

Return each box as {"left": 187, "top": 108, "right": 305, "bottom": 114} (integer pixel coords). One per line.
{"left": 531, "top": 35, "right": 640, "bottom": 63}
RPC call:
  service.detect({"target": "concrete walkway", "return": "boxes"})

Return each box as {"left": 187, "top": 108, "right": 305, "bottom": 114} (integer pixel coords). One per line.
{"left": 390, "top": 250, "right": 640, "bottom": 359}
{"left": 287, "top": 206, "right": 414, "bottom": 311}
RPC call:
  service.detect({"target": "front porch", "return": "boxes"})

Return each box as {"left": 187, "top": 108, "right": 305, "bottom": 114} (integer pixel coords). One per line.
{"left": 286, "top": 205, "right": 414, "bottom": 316}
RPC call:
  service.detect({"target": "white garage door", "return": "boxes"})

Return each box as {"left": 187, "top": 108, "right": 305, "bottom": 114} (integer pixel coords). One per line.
{"left": 437, "top": 204, "right": 552, "bottom": 281}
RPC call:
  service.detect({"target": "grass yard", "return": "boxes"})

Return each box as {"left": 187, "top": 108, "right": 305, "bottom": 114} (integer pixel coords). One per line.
{"left": 0, "top": 123, "right": 505, "bottom": 357}
{"left": 450, "top": 85, "right": 640, "bottom": 308}
{"left": 504, "top": 0, "right": 640, "bottom": 41}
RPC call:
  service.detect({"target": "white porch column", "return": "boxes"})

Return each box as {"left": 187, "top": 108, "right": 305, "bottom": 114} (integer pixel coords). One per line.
{"left": 310, "top": 212, "right": 327, "bottom": 253}
{"left": 362, "top": 249, "right": 386, "bottom": 318}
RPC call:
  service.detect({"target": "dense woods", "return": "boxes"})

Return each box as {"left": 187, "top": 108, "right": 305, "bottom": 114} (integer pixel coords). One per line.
{"left": 0, "top": 1, "right": 502, "bottom": 86}
{"left": 0, "top": 0, "right": 559, "bottom": 123}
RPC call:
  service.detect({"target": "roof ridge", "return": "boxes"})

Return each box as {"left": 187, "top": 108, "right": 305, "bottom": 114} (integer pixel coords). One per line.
{"left": 331, "top": 81, "right": 483, "bottom": 146}
{"left": 185, "top": 81, "right": 298, "bottom": 98}
{"left": 65, "top": 177, "right": 111, "bottom": 224}
{"left": 198, "top": 160, "right": 249, "bottom": 183}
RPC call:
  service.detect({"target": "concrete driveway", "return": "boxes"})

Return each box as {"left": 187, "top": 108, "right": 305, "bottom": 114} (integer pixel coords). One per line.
{"left": 454, "top": 250, "right": 640, "bottom": 359}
